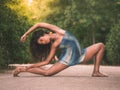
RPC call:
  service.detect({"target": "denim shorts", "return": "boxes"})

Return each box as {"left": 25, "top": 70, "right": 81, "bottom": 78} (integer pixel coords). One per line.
{"left": 58, "top": 31, "right": 86, "bottom": 66}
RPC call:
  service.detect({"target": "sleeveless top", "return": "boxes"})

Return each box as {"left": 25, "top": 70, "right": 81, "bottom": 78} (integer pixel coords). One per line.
{"left": 58, "top": 31, "right": 86, "bottom": 66}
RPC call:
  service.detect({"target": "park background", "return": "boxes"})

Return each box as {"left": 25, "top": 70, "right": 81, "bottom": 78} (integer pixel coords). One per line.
{"left": 0, "top": 0, "right": 120, "bottom": 69}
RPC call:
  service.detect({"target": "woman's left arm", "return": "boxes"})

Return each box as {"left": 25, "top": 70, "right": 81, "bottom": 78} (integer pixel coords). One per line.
{"left": 26, "top": 44, "right": 57, "bottom": 70}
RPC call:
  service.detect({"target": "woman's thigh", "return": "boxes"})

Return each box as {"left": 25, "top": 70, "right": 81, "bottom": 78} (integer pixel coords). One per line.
{"left": 83, "top": 43, "right": 103, "bottom": 63}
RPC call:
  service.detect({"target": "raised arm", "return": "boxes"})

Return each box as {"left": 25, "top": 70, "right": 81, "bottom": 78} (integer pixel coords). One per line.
{"left": 35, "top": 23, "right": 65, "bottom": 34}
{"left": 25, "top": 23, "right": 65, "bottom": 35}
{"left": 20, "top": 22, "right": 65, "bottom": 42}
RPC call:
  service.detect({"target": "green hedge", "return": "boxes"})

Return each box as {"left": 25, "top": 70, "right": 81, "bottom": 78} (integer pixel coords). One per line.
{"left": 0, "top": 0, "right": 32, "bottom": 68}
{"left": 106, "top": 21, "right": 120, "bottom": 65}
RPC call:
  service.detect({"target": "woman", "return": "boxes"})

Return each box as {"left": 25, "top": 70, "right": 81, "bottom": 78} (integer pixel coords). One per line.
{"left": 13, "top": 22, "right": 107, "bottom": 77}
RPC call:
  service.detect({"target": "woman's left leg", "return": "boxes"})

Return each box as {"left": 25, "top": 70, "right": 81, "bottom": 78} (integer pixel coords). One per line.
{"left": 13, "top": 63, "right": 68, "bottom": 76}
{"left": 82, "top": 43, "right": 107, "bottom": 77}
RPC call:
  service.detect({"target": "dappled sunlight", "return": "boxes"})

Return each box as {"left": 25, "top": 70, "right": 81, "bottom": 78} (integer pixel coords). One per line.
{"left": 116, "top": 1, "right": 120, "bottom": 4}
{"left": 5, "top": 0, "right": 55, "bottom": 22}
{"left": 28, "top": 0, "right": 33, "bottom": 6}
{"left": 5, "top": 0, "right": 32, "bottom": 19}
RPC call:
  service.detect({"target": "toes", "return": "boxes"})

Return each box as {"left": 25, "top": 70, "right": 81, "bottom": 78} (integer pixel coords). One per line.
{"left": 13, "top": 71, "right": 19, "bottom": 77}
{"left": 92, "top": 72, "right": 108, "bottom": 77}
{"left": 13, "top": 67, "right": 21, "bottom": 77}
{"left": 13, "top": 73, "right": 19, "bottom": 77}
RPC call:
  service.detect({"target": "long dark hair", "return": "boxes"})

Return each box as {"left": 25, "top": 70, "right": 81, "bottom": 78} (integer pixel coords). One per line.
{"left": 30, "top": 29, "right": 52, "bottom": 61}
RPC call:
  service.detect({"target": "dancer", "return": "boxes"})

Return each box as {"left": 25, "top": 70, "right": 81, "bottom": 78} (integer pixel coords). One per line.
{"left": 13, "top": 22, "right": 107, "bottom": 77}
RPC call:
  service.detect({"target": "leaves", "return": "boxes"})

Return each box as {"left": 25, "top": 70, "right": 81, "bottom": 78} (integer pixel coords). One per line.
{"left": 106, "top": 21, "right": 120, "bottom": 65}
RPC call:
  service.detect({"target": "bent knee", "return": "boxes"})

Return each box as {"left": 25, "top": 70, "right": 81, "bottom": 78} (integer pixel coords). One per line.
{"left": 98, "top": 43, "right": 105, "bottom": 49}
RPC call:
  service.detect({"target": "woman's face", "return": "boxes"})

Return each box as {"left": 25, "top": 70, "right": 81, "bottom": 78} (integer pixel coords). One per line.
{"left": 37, "top": 34, "right": 50, "bottom": 44}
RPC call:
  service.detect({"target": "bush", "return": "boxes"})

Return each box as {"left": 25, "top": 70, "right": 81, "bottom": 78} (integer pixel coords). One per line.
{"left": 0, "top": 0, "right": 32, "bottom": 68}
{"left": 106, "top": 21, "right": 120, "bottom": 65}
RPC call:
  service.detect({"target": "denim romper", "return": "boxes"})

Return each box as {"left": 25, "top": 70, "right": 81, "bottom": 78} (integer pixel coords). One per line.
{"left": 58, "top": 31, "right": 86, "bottom": 66}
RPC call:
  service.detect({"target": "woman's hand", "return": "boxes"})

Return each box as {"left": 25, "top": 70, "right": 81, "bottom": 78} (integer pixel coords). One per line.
{"left": 20, "top": 34, "right": 27, "bottom": 43}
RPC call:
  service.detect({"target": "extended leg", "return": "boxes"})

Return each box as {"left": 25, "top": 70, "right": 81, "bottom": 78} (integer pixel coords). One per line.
{"left": 83, "top": 43, "right": 107, "bottom": 77}
{"left": 13, "top": 63, "right": 68, "bottom": 76}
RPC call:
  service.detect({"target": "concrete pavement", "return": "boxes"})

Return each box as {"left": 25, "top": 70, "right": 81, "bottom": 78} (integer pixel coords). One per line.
{"left": 0, "top": 65, "right": 120, "bottom": 90}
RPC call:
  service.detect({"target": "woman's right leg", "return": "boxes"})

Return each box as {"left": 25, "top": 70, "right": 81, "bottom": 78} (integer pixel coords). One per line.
{"left": 27, "top": 63, "right": 68, "bottom": 76}
{"left": 13, "top": 63, "right": 68, "bottom": 77}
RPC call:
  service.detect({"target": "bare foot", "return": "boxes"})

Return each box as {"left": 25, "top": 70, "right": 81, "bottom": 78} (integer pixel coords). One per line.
{"left": 13, "top": 67, "right": 21, "bottom": 77}
{"left": 13, "top": 67, "right": 26, "bottom": 77}
{"left": 92, "top": 72, "right": 108, "bottom": 77}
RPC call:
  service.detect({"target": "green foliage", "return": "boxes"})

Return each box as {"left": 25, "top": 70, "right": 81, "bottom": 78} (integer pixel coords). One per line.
{"left": 40, "top": 0, "right": 119, "bottom": 47}
{"left": 0, "top": 0, "right": 120, "bottom": 67}
{"left": 0, "top": 0, "right": 33, "bottom": 68}
{"left": 106, "top": 21, "right": 120, "bottom": 65}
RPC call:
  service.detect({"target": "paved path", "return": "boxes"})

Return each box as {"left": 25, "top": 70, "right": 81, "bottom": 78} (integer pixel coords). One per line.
{"left": 0, "top": 65, "right": 120, "bottom": 90}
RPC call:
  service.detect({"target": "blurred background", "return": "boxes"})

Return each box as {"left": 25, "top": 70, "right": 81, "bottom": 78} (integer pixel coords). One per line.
{"left": 0, "top": 0, "right": 120, "bottom": 69}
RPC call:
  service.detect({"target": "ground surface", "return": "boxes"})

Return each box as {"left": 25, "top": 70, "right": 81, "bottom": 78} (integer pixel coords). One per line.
{"left": 0, "top": 65, "right": 120, "bottom": 90}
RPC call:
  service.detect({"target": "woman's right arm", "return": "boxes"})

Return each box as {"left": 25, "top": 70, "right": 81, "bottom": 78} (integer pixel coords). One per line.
{"left": 20, "top": 23, "right": 40, "bottom": 42}
{"left": 25, "top": 43, "right": 57, "bottom": 70}
{"left": 20, "top": 22, "right": 65, "bottom": 42}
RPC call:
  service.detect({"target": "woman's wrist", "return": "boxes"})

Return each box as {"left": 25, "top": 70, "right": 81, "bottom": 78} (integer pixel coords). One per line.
{"left": 24, "top": 33, "right": 28, "bottom": 37}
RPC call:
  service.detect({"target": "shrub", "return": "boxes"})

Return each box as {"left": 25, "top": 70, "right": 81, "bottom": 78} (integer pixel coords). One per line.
{"left": 106, "top": 21, "right": 120, "bottom": 65}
